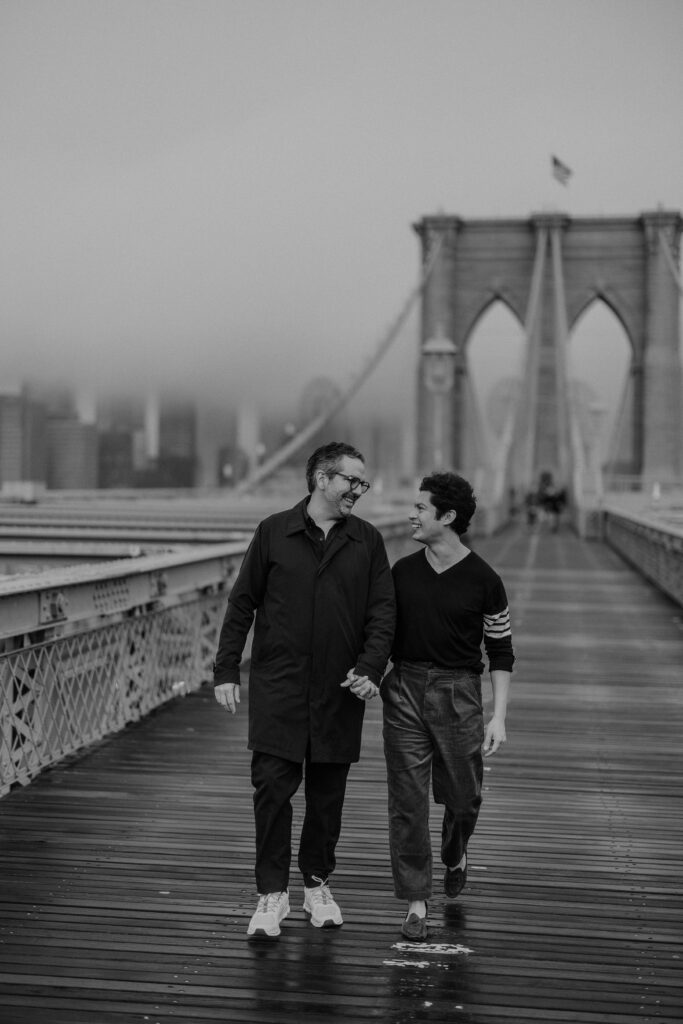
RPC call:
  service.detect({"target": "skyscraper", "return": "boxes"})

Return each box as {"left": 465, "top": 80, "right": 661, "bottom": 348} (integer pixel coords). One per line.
{"left": 46, "top": 417, "right": 98, "bottom": 489}
{"left": 0, "top": 385, "right": 47, "bottom": 492}
{"left": 156, "top": 397, "right": 197, "bottom": 487}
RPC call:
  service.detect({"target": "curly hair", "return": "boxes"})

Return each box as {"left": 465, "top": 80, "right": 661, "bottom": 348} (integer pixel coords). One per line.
{"left": 420, "top": 471, "right": 477, "bottom": 535}
{"left": 305, "top": 441, "right": 365, "bottom": 493}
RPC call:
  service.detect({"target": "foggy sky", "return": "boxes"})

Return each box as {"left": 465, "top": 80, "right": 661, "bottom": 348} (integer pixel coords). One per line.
{"left": 2, "top": 0, "right": 682, "bottom": 424}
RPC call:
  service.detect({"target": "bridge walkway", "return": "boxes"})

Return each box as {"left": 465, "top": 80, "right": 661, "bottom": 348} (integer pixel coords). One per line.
{"left": 0, "top": 523, "right": 681, "bottom": 1023}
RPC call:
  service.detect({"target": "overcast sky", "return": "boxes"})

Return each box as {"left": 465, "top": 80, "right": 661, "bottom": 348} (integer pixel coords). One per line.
{"left": 2, "top": 0, "right": 682, "bottom": 426}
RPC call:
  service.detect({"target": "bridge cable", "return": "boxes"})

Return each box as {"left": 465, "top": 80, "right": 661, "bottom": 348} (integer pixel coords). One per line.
{"left": 550, "top": 226, "right": 574, "bottom": 490}
{"left": 236, "top": 233, "right": 446, "bottom": 493}
{"left": 491, "top": 225, "right": 547, "bottom": 501}
{"left": 659, "top": 230, "right": 683, "bottom": 295}
{"left": 549, "top": 226, "right": 595, "bottom": 500}
{"left": 514, "top": 226, "right": 547, "bottom": 492}
{"left": 603, "top": 370, "right": 632, "bottom": 485}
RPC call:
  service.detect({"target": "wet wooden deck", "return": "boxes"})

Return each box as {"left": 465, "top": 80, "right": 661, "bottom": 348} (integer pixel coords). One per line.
{"left": 1, "top": 523, "right": 682, "bottom": 1023}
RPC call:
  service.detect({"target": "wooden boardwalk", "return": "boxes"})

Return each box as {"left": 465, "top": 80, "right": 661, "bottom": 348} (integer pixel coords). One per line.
{"left": 1, "top": 524, "right": 682, "bottom": 1023}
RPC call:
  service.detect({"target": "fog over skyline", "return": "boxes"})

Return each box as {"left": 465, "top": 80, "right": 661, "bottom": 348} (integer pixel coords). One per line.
{"left": 2, "top": 0, "right": 683, "bottom": 432}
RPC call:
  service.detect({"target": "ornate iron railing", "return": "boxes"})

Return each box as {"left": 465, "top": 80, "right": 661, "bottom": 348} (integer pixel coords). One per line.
{"left": 0, "top": 518, "right": 410, "bottom": 795}
{"left": 0, "top": 593, "right": 226, "bottom": 792}
{"left": 602, "top": 508, "right": 683, "bottom": 608}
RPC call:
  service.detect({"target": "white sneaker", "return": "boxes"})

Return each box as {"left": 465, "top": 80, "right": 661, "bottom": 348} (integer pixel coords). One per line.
{"left": 303, "top": 877, "right": 343, "bottom": 928}
{"left": 246, "top": 891, "right": 290, "bottom": 939}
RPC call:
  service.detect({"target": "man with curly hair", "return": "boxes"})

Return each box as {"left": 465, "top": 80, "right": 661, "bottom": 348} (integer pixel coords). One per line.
{"left": 382, "top": 471, "right": 514, "bottom": 940}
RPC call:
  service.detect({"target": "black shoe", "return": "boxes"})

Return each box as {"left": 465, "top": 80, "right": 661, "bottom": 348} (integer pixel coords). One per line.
{"left": 444, "top": 854, "right": 467, "bottom": 899}
{"left": 401, "top": 907, "right": 428, "bottom": 941}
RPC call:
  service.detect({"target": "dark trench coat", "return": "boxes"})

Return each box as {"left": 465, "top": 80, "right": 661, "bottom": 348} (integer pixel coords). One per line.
{"left": 213, "top": 499, "right": 396, "bottom": 763}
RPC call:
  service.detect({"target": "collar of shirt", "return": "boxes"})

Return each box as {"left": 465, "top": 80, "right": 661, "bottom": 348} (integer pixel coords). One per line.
{"left": 303, "top": 497, "right": 346, "bottom": 544}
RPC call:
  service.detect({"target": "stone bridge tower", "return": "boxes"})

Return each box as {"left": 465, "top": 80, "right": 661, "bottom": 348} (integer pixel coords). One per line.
{"left": 414, "top": 210, "right": 682, "bottom": 489}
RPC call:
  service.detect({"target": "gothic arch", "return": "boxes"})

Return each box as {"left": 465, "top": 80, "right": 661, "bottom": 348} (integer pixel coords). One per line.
{"left": 570, "top": 292, "right": 636, "bottom": 359}
{"left": 568, "top": 298, "right": 633, "bottom": 474}
{"left": 462, "top": 294, "right": 524, "bottom": 352}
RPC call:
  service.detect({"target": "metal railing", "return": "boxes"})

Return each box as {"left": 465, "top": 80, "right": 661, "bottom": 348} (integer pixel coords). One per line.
{"left": 602, "top": 475, "right": 683, "bottom": 496}
{"left": 0, "top": 517, "right": 410, "bottom": 795}
{"left": 601, "top": 507, "right": 683, "bottom": 607}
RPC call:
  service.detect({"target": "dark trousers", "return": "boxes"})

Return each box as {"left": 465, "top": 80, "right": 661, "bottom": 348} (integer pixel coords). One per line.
{"left": 251, "top": 749, "right": 350, "bottom": 894}
{"left": 382, "top": 662, "right": 484, "bottom": 901}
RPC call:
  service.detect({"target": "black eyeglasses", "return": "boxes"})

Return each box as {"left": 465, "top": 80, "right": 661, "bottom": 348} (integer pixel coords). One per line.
{"left": 330, "top": 472, "right": 371, "bottom": 494}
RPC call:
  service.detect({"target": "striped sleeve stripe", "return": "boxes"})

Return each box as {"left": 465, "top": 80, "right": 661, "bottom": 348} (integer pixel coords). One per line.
{"left": 483, "top": 607, "right": 511, "bottom": 638}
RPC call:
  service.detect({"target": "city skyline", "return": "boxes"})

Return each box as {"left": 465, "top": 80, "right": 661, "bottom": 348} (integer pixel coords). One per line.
{"left": 0, "top": 379, "right": 412, "bottom": 493}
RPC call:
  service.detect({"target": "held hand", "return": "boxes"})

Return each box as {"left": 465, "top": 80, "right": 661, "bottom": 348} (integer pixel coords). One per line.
{"left": 482, "top": 716, "right": 506, "bottom": 757}
{"left": 214, "top": 682, "right": 240, "bottom": 714}
{"left": 340, "top": 670, "right": 379, "bottom": 701}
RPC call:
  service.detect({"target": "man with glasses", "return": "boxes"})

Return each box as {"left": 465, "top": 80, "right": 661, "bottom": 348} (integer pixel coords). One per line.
{"left": 213, "top": 441, "right": 395, "bottom": 940}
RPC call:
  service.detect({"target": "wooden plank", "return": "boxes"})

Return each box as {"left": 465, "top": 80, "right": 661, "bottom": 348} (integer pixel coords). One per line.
{"left": 1, "top": 524, "right": 682, "bottom": 1023}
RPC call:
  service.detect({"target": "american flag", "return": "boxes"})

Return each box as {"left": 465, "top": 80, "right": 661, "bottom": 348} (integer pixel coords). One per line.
{"left": 551, "top": 155, "right": 572, "bottom": 185}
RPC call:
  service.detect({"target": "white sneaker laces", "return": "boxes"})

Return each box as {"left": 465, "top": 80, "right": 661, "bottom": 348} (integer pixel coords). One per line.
{"left": 308, "top": 880, "right": 334, "bottom": 906}
{"left": 257, "top": 892, "right": 284, "bottom": 914}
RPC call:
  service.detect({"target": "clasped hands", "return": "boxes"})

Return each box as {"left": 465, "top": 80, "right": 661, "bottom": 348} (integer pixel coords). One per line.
{"left": 340, "top": 669, "right": 379, "bottom": 702}
{"left": 214, "top": 669, "right": 379, "bottom": 715}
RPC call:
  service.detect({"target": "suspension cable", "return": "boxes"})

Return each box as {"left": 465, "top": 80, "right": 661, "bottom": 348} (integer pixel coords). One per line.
{"left": 517, "top": 227, "right": 548, "bottom": 491}
{"left": 659, "top": 229, "right": 683, "bottom": 295}
{"left": 236, "top": 233, "right": 446, "bottom": 493}
{"left": 551, "top": 226, "right": 584, "bottom": 494}
{"left": 603, "top": 371, "right": 631, "bottom": 483}
{"left": 490, "top": 226, "right": 546, "bottom": 502}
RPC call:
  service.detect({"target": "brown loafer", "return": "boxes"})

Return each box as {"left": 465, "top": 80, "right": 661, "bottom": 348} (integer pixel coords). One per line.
{"left": 401, "top": 908, "right": 428, "bottom": 941}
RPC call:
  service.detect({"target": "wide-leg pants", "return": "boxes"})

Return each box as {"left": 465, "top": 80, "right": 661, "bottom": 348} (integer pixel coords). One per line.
{"left": 251, "top": 749, "right": 350, "bottom": 894}
{"left": 382, "top": 661, "right": 484, "bottom": 901}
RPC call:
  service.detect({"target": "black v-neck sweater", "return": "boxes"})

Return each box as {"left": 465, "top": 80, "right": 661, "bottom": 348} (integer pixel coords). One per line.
{"left": 391, "top": 549, "right": 514, "bottom": 674}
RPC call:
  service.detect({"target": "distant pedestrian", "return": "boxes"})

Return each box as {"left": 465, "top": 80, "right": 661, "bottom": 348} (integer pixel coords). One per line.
{"left": 524, "top": 489, "right": 538, "bottom": 528}
{"left": 539, "top": 482, "right": 566, "bottom": 533}
{"left": 382, "top": 472, "right": 514, "bottom": 940}
{"left": 214, "top": 441, "right": 395, "bottom": 939}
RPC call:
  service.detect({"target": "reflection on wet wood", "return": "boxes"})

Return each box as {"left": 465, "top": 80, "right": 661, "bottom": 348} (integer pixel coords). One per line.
{"left": 0, "top": 525, "right": 681, "bottom": 1022}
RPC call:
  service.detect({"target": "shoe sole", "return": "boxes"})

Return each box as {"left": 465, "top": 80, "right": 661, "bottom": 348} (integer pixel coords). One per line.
{"left": 246, "top": 908, "right": 289, "bottom": 940}
{"left": 303, "top": 909, "right": 343, "bottom": 928}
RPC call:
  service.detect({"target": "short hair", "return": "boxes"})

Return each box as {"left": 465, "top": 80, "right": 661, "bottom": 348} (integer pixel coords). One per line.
{"left": 305, "top": 441, "right": 365, "bottom": 493}
{"left": 420, "top": 471, "right": 477, "bottom": 535}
